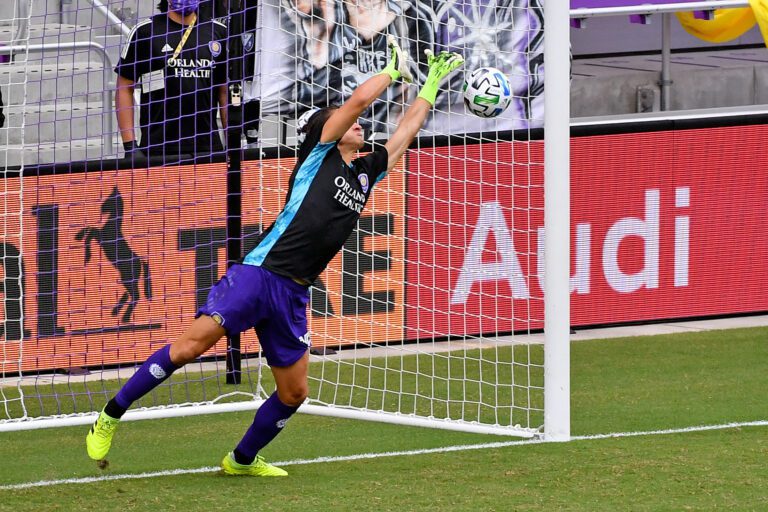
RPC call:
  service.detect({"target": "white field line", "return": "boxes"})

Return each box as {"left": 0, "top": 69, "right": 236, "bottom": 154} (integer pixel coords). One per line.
{"left": 1, "top": 419, "right": 766, "bottom": 491}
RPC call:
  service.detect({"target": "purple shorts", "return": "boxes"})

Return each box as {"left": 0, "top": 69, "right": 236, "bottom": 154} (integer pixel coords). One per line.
{"left": 197, "top": 264, "right": 310, "bottom": 367}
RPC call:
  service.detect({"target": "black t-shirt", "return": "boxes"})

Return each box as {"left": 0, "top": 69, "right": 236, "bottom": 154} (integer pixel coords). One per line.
{"left": 243, "top": 118, "right": 389, "bottom": 283}
{"left": 116, "top": 14, "right": 227, "bottom": 156}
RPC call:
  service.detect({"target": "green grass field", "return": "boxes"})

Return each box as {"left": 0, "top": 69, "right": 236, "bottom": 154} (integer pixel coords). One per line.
{"left": 0, "top": 326, "right": 766, "bottom": 511}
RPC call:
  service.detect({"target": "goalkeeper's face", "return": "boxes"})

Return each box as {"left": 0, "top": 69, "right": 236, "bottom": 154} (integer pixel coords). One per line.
{"left": 339, "top": 121, "right": 365, "bottom": 150}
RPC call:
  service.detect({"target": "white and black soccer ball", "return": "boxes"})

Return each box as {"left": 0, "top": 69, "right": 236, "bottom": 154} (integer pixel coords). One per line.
{"left": 462, "top": 67, "right": 513, "bottom": 118}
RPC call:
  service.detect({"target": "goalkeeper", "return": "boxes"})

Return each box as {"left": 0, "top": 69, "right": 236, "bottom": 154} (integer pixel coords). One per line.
{"left": 86, "top": 38, "right": 463, "bottom": 477}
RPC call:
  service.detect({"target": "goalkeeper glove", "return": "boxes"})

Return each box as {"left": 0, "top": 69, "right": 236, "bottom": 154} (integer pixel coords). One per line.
{"left": 378, "top": 35, "right": 413, "bottom": 83}
{"left": 417, "top": 49, "right": 464, "bottom": 106}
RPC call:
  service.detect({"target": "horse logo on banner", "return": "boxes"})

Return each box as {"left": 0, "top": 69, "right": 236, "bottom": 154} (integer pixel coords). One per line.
{"left": 76, "top": 186, "right": 153, "bottom": 323}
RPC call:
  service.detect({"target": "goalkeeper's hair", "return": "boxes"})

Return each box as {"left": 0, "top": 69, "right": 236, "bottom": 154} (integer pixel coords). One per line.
{"left": 157, "top": 0, "right": 168, "bottom": 12}
{"left": 297, "top": 106, "right": 338, "bottom": 161}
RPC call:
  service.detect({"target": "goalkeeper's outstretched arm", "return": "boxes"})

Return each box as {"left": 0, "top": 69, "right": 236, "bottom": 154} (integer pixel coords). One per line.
{"left": 320, "top": 35, "right": 412, "bottom": 144}
{"left": 384, "top": 50, "right": 464, "bottom": 172}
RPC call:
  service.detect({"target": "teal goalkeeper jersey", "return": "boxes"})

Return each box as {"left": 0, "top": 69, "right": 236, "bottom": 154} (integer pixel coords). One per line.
{"left": 243, "top": 118, "right": 388, "bottom": 284}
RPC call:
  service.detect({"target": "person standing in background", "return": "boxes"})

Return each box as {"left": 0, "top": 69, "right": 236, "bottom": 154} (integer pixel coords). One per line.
{"left": 115, "top": 0, "right": 228, "bottom": 162}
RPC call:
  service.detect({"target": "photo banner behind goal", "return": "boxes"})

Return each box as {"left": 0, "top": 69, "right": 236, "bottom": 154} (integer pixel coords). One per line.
{"left": 251, "top": 0, "right": 544, "bottom": 134}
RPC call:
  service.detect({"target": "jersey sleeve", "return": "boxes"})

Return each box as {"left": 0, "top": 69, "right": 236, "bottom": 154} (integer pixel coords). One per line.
{"left": 115, "top": 22, "right": 151, "bottom": 82}
{"left": 353, "top": 148, "right": 389, "bottom": 186}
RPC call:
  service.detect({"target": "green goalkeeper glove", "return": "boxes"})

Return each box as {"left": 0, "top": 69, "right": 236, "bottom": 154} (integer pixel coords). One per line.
{"left": 417, "top": 49, "right": 464, "bottom": 106}
{"left": 379, "top": 35, "right": 413, "bottom": 83}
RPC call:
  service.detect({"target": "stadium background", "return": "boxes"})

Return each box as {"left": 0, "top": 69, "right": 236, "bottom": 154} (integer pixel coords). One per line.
{"left": 3, "top": 115, "right": 767, "bottom": 372}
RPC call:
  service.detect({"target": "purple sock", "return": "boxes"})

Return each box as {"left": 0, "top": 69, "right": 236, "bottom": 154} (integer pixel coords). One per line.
{"left": 234, "top": 392, "right": 299, "bottom": 464}
{"left": 114, "top": 345, "right": 179, "bottom": 409}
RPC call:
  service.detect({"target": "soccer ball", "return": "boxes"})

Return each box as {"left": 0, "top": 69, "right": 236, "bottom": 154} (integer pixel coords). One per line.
{"left": 462, "top": 67, "right": 512, "bottom": 118}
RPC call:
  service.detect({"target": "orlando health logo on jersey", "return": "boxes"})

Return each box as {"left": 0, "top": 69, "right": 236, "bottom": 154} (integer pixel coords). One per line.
{"left": 333, "top": 175, "right": 366, "bottom": 213}
{"left": 167, "top": 57, "right": 215, "bottom": 78}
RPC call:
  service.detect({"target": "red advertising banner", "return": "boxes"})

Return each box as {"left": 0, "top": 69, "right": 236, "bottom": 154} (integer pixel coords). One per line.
{"left": 570, "top": 125, "right": 768, "bottom": 325}
{"left": 4, "top": 123, "right": 767, "bottom": 372}
{"left": 404, "top": 141, "right": 545, "bottom": 340}
{"left": 405, "top": 124, "right": 768, "bottom": 338}
{"left": 0, "top": 164, "right": 228, "bottom": 373}
{"left": 0, "top": 157, "right": 406, "bottom": 373}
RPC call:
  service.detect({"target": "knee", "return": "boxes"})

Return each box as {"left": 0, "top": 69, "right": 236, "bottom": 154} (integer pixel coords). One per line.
{"left": 169, "top": 341, "right": 203, "bottom": 366}
{"left": 277, "top": 385, "right": 308, "bottom": 408}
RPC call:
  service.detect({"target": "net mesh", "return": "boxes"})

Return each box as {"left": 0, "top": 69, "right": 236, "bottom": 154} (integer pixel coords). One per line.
{"left": 1, "top": 0, "right": 545, "bottom": 435}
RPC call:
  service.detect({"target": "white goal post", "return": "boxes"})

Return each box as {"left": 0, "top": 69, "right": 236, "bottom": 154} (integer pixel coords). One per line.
{"left": 544, "top": 0, "right": 571, "bottom": 442}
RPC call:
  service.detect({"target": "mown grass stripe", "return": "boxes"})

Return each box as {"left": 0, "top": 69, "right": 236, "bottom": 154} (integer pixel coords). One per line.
{"left": 2, "top": 419, "right": 765, "bottom": 491}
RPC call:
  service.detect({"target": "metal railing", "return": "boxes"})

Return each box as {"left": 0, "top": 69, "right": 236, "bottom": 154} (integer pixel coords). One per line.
{"left": 87, "top": 0, "right": 132, "bottom": 38}
{"left": 570, "top": 0, "right": 755, "bottom": 111}
{"left": 13, "top": 0, "right": 30, "bottom": 42}
{"left": 570, "top": 0, "right": 750, "bottom": 19}
{"left": 0, "top": 41, "right": 115, "bottom": 155}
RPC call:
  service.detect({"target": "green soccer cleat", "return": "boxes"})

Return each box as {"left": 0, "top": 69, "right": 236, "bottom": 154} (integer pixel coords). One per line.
{"left": 86, "top": 409, "right": 120, "bottom": 461}
{"left": 220, "top": 452, "right": 288, "bottom": 477}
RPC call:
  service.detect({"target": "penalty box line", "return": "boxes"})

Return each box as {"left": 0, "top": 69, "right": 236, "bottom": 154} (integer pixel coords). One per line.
{"left": 2, "top": 419, "right": 766, "bottom": 491}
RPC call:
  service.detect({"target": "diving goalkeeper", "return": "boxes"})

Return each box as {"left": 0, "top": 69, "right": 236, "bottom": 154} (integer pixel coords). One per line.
{"left": 86, "top": 38, "right": 463, "bottom": 477}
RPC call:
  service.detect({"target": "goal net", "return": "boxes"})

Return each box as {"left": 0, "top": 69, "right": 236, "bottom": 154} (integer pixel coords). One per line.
{"left": 0, "top": 0, "right": 569, "bottom": 439}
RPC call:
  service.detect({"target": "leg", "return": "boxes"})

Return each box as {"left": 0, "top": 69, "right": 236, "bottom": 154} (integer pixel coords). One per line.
{"left": 121, "top": 271, "right": 142, "bottom": 323}
{"left": 243, "top": 100, "right": 260, "bottom": 145}
{"left": 169, "top": 315, "right": 226, "bottom": 365}
{"left": 88, "top": 264, "right": 263, "bottom": 462}
{"left": 112, "top": 315, "right": 225, "bottom": 412}
{"left": 271, "top": 350, "right": 310, "bottom": 407}
{"left": 231, "top": 351, "right": 309, "bottom": 466}
{"left": 220, "top": 268, "right": 311, "bottom": 476}
{"left": 121, "top": 300, "right": 136, "bottom": 324}
{"left": 86, "top": 315, "right": 224, "bottom": 461}
{"left": 112, "top": 290, "right": 128, "bottom": 317}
